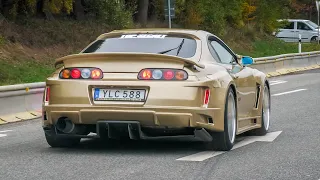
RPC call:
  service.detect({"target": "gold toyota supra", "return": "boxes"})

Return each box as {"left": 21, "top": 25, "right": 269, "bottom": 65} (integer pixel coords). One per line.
{"left": 42, "top": 29, "right": 271, "bottom": 151}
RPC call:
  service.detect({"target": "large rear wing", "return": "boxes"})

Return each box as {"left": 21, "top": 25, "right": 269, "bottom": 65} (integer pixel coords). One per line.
{"left": 54, "top": 52, "right": 205, "bottom": 69}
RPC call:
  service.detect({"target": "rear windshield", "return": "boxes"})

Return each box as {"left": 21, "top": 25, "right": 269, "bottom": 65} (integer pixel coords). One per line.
{"left": 82, "top": 34, "right": 197, "bottom": 58}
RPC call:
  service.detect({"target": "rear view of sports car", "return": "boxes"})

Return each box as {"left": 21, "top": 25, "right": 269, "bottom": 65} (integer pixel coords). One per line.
{"left": 42, "top": 29, "right": 271, "bottom": 151}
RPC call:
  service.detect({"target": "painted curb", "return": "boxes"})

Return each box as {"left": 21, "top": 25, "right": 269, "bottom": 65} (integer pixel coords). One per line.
{"left": 266, "top": 64, "right": 320, "bottom": 77}
{"left": 0, "top": 110, "right": 41, "bottom": 125}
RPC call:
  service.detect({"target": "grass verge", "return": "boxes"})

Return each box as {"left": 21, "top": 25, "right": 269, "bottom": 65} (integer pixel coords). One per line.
{"left": 0, "top": 60, "right": 54, "bottom": 86}
{"left": 235, "top": 38, "right": 320, "bottom": 58}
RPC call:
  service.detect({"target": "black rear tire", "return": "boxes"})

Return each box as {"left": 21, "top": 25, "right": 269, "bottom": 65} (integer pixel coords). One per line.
{"left": 207, "top": 87, "right": 237, "bottom": 151}
{"left": 45, "top": 133, "right": 81, "bottom": 148}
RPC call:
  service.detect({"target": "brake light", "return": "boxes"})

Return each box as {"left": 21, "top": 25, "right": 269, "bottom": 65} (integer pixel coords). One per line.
{"left": 71, "top": 68, "right": 81, "bottom": 79}
{"left": 45, "top": 86, "right": 50, "bottom": 102}
{"left": 163, "top": 70, "right": 174, "bottom": 80}
{"left": 203, "top": 88, "right": 210, "bottom": 107}
{"left": 138, "top": 69, "right": 188, "bottom": 80}
{"left": 59, "top": 68, "right": 103, "bottom": 79}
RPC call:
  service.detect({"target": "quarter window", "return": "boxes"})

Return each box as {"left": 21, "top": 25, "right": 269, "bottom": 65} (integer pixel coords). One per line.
{"left": 210, "top": 40, "right": 235, "bottom": 64}
{"left": 208, "top": 42, "right": 221, "bottom": 62}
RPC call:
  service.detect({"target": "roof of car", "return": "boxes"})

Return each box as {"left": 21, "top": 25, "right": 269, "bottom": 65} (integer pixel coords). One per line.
{"left": 96, "top": 28, "right": 210, "bottom": 40}
{"left": 278, "top": 19, "right": 310, "bottom": 22}
{"left": 112, "top": 28, "right": 199, "bottom": 32}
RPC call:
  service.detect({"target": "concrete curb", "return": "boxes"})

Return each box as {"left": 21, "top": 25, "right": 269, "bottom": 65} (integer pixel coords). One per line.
{"left": 265, "top": 64, "right": 320, "bottom": 77}
{"left": 0, "top": 110, "right": 42, "bottom": 125}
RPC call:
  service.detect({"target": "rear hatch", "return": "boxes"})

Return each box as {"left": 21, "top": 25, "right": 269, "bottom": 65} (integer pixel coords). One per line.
{"left": 49, "top": 33, "right": 205, "bottom": 107}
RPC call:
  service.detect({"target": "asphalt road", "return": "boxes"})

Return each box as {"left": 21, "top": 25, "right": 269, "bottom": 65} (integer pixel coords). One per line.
{"left": 0, "top": 69, "right": 320, "bottom": 180}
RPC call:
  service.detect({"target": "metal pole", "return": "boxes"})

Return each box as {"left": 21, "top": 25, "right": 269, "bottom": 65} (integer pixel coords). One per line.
{"left": 299, "top": 34, "right": 302, "bottom": 53}
{"left": 168, "top": 0, "right": 171, "bottom": 28}
{"left": 317, "top": 7, "right": 320, "bottom": 44}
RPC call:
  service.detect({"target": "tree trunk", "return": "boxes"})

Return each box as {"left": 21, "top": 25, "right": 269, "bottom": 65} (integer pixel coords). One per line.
{"left": 36, "top": 0, "right": 45, "bottom": 17}
{"left": 137, "top": 0, "right": 149, "bottom": 27}
{"left": 42, "top": 0, "right": 54, "bottom": 20}
{"left": 148, "top": 0, "right": 157, "bottom": 22}
{"left": 2, "top": 0, "right": 14, "bottom": 17}
{"left": 0, "top": 0, "right": 2, "bottom": 14}
{"left": 73, "top": 0, "right": 84, "bottom": 20}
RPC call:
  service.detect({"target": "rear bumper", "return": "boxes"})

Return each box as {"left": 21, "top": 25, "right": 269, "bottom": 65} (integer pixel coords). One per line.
{"left": 43, "top": 105, "right": 224, "bottom": 131}
{"left": 43, "top": 120, "right": 214, "bottom": 141}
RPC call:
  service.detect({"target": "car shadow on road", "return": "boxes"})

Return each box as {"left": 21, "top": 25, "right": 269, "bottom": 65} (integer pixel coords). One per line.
{"left": 49, "top": 137, "right": 206, "bottom": 155}
{"left": 42, "top": 134, "right": 248, "bottom": 155}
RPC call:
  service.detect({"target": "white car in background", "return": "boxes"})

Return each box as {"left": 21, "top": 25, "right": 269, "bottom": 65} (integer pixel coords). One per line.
{"left": 275, "top": 19, "right": 319, "bottom": 43}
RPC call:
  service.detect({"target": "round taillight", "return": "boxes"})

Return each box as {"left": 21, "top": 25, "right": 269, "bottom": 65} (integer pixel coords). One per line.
{"left": 71, "top": 68, "right": 81, "bottom": 79}
{"left": 61, "top": 69, "right": 70, "bottom": 79}
{"left": 152, "top": 69, "right": 162, "bottom": 79}
{"left": 91, "top": 69, "right": 102, "bottom": 79}
{"left": 81, "top": 69, "right": 91, "bottom": 79}
{"left": 141, "top": 69, "right": 152, "bottom": 79}
{"left": 163, "top": 70, "right": 174, "bottom": 80}
{"left": 175, "top": 70, "right": 187, "bottom": 80}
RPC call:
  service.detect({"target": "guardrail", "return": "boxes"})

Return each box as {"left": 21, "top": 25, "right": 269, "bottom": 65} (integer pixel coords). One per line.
{"left": 250, "top": 51, "right": 320, "bottom": 74}
{"left": 0, "top": 51, "right": 319, "bottom": 98}
{"left": 254, "top": 51, "right": 320, "bottom": 61}
{"left": 0, "top": 82, "right": 45, "bottom": 98}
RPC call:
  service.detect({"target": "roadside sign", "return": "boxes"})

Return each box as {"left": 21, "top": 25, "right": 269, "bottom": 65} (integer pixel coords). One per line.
{"left": 164, "top": 0, "right": 175, "bottom": 18}
{"left": 164, "top": 0, "right": 175, "bottom": 28}
{"left": 316, "top": 1, "right": 320, "bottom": 44}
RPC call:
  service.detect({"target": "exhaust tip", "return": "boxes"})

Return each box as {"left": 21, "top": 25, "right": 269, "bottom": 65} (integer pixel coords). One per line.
{"left": 56, "top": 117, "right": 75, "bottom": 134}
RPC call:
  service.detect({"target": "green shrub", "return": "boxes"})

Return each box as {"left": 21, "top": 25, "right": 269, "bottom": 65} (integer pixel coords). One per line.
{"left": 0, "top": 35, "right": 6, "bottom": 46}
{"left": 83, "top": 0, "right": 134, "bottom": 29}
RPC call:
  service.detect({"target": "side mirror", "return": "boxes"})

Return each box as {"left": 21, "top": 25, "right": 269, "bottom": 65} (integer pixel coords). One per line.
{"left": 241, "top": 56, "right": 254, "bottom": 66}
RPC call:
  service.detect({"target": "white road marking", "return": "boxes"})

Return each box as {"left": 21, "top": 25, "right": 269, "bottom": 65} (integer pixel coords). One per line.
{"left": 0, "top": 130, "right": 13, "bottom": 138}
{"left": 269, "top": 80, "right": 283, "bottom": 83}
{"left": 270, "top": 80, "right": 287, "bottom": 86}
{"left": 176, "top": 151, "right": 225, "bottom": 162}
{"left": 176, "top": 131, "right": 282, "bottom": 162}
{"left": 88, "top": 133, "right": 97, "bottom": 136}
{"left": 272, "top": 89, "right": 307, "bottom": 96}
{"left": 0, "top": 130, "right": 13, "bottom": 133}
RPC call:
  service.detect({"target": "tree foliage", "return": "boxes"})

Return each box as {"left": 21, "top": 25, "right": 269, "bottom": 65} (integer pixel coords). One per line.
{"left": 242, "top": 1, "right": 257, "bottom": 24}
{"left": 0, "top": 0, "right": 312, "bottom": 34}
{"left": 289, "top": 0, "right": 317, "bottom": 21}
